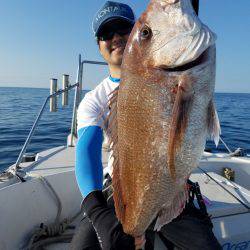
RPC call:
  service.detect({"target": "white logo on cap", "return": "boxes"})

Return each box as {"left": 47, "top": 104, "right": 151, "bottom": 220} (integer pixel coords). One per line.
{"left": 96, "top": 6, "right": 128, "bottom": 22}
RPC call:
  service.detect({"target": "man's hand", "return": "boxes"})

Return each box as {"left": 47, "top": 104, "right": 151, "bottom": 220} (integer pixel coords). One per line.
{"left": 135, "top": 235, "right": 146, "bottom": 250}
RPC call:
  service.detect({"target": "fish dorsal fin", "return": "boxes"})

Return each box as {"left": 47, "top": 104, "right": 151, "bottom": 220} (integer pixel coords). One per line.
{"left": 207, "top": 100, "right": 221, "bottom": 147}
{"left": 105, "top": 87, "right": 126, "bottom": 223}
{"left": 105, "top": 87, "right": 119, "bottom": 142}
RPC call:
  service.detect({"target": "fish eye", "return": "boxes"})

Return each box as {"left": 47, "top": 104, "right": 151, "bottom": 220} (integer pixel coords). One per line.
{"left": 140, "top": 26, "right": 152, "bottom": 40}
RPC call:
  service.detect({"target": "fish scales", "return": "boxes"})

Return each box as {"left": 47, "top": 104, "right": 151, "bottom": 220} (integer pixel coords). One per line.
{"left": 116, "top": 70, "right": 188, "bottom": 236}
{"left": 108, "top": 0, "right": 220, "bottom": 237}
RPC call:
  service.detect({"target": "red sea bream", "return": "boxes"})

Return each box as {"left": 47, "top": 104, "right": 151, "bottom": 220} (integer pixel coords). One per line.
{"left": 107, "top": 0, "right": 220, "bottom": 237}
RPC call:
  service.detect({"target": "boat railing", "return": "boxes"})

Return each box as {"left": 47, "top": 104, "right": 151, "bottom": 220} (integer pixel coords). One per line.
{"left": 14, "top": 56, "right": 108, "bottom": 172}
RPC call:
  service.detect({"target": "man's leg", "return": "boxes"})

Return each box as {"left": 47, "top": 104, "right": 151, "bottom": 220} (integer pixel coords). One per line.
{"left": 159, "top": 195, "right": 222, "bottom": 250}
{"left": 70, "top": 216, "right": 101, "bottom": 250}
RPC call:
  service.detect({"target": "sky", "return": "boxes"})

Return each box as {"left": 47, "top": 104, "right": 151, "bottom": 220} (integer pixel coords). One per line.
{"left": 0, "top": 0, "right": 249, "bottom": 93}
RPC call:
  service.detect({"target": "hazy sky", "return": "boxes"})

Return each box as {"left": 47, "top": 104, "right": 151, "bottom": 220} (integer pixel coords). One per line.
{"left": 0, "top": 0, "right": 249, "bottom": 93}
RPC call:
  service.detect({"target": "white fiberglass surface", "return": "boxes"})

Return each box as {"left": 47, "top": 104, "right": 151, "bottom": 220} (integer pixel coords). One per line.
{"left": 199, "top": 159, "right": 250, "bottom": 191}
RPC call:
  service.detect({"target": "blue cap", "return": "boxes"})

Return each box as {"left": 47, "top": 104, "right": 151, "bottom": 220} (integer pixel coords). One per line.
{"left": 92, "top": 1, "right": 135, "bottom": 37}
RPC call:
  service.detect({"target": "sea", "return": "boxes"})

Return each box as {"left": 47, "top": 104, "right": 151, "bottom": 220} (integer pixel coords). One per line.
{"left": 0, "top": 87, "right": 249, "bottom": 171}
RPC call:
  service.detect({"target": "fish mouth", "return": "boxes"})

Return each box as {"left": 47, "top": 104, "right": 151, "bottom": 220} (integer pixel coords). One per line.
{"left": 158, "top": 47, "right": 210, "bottom": 73}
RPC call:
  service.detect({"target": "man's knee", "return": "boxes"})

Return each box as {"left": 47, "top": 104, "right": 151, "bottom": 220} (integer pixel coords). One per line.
{"left": 70, "top": 216, "right": 101, "bottom": 250}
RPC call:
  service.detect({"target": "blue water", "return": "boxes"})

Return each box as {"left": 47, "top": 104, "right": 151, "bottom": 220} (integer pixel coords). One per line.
{"left": 0, "top": 87, "right": 249, "bottom": 171}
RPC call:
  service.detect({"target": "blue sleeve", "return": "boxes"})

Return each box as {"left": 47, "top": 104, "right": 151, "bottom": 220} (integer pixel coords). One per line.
{"left": 76, "top": 126, "right": 103, "bottom": 198}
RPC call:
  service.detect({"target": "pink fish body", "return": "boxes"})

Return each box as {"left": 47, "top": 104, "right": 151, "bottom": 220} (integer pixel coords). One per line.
{"left": 107, "top": 0, "right": 220, "bottom": 237}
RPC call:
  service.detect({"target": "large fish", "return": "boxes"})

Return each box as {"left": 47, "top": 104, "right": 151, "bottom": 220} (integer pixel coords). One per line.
{"left": 107, "top": 0, "right": 220, "bottom": 237}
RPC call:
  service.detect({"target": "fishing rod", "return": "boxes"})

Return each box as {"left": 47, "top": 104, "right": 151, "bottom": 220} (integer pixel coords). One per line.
{"left": 192, "top": 0, "right": 199, "bottom": 16}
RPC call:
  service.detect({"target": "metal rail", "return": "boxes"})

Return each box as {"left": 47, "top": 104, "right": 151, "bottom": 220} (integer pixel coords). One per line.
{"left": 15, "top": 83, "right": 79, "bottom": 169}
{"left": 82, "top": 60, "right": 108, "bottom": 66}
{"left": 68, "top": 55, "right": 83, "bottom": 147}
{"left": 14, "top": 57, "right": 108, "bottom": 170}
{"left": 68, "top": 59, "right": 108, "bottom": 146}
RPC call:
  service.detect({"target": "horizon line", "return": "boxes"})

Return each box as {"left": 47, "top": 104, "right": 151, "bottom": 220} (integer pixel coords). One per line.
{"left": 0, "top": 86, "right": 249, "bottom": 95}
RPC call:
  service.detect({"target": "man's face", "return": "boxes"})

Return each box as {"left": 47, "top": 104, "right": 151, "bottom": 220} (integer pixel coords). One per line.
{"left": 97, "top": 20, "right": 133, "bottom": 66}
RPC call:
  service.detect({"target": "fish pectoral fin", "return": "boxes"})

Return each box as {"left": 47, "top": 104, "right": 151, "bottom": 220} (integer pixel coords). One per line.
{"left": 168, "top": 79, "right": 194, "bottom": 180}
{"left": 207, "top": 100, "right": 221, "bottom": 147}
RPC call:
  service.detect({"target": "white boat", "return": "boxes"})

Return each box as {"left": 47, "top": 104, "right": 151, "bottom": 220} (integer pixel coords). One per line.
{"left": 0, "top": 58, "right": 249, "bottom": 250}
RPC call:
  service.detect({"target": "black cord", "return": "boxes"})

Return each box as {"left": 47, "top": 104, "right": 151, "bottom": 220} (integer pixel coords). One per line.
{"left": 198, "top": 167, "right": 250, "bottom": 210}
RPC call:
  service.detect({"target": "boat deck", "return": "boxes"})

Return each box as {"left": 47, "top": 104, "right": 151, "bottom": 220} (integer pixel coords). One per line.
{"left": 0, "top": 146, "right": 249, "bottom": 249}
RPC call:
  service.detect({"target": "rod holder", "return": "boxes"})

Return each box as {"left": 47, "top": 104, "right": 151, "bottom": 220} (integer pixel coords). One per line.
{"left": 50, "top": 78, "right": 58, "bottom": 112}
{"left": 62, "top": 74, "right": 69, "bottom": 107}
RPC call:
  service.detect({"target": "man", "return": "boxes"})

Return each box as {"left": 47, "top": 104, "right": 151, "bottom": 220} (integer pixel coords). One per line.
{"left": 73, "top": 1, "right": 221, "bottom": 250}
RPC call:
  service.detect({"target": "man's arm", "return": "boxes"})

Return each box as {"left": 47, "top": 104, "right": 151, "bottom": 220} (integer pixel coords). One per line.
{"left": 75, "top": 125, "right": 136, "bottom": 250}
{"left": 76, "top": 126, "right": 103, "bottom": 197}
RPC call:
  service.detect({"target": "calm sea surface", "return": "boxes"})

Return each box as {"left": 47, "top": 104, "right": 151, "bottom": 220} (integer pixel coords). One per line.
{"left": 0, "top": 87, "right": 249, "bottom": 171}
